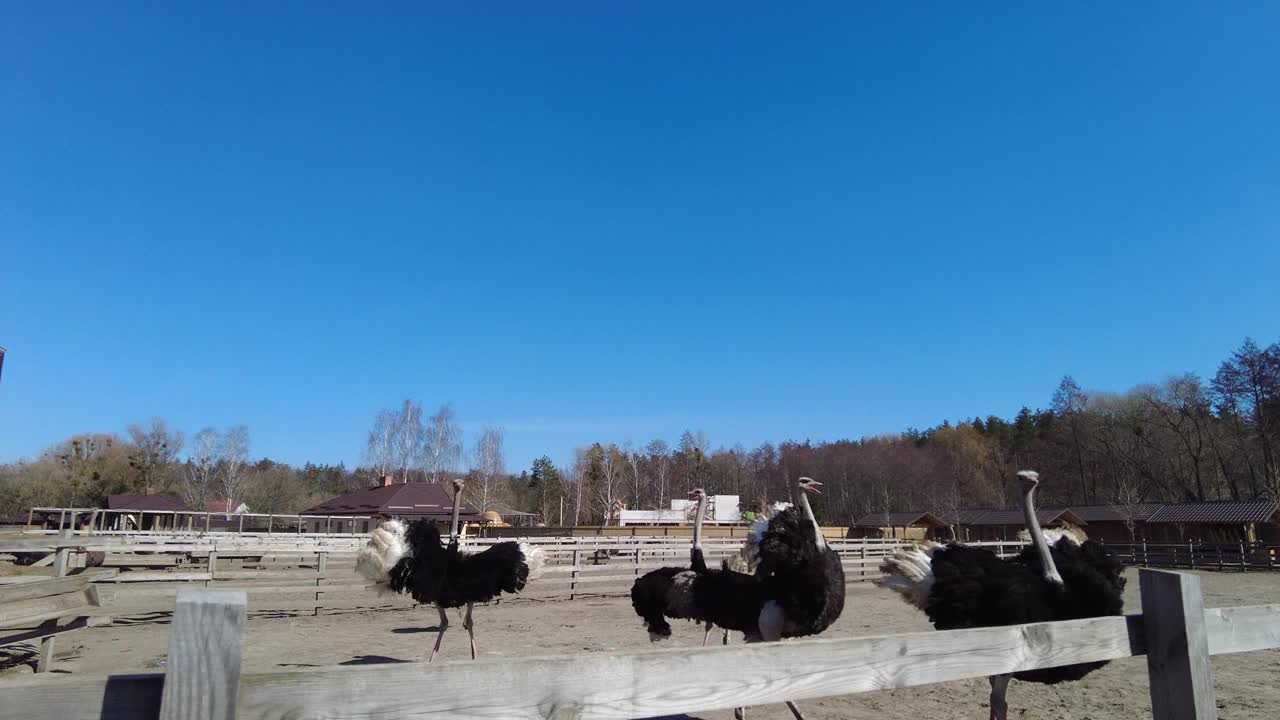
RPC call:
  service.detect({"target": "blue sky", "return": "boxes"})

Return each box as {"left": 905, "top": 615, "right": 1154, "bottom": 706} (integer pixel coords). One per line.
{"left": 2, "top": 3, "right": 1278, "bottom": 471}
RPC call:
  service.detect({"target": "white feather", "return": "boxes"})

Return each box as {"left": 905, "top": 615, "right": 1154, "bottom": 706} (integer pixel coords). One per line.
{"left": 355, "top": 519, "right": 408, "bottom": 588}
{"left": 518, "top": 542, "right": 546, "bottom": 582}
{"left": 876, "top": 541, "right": 942, "bottom": 611}
{"left": 1015, "top": 526, "right": 1087, "bottom": 546}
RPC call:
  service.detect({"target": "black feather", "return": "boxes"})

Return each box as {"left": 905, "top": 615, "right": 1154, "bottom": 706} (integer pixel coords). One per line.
{"left": 925, "top": 538, "right": 1126, "bottom": 683}
{"left": 756, "top": 507, "right": 846, "bottom": 637}
{"left": 388, "top": 520, "right": 532, "bottom": 608}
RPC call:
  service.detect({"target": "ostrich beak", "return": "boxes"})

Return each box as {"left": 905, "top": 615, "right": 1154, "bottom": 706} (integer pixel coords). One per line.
{"left": 803, "top": 481, "right": 823, "bottom": 495}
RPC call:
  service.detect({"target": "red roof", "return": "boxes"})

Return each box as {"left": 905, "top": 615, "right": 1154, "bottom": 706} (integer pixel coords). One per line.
{"left": 301, "top": 482, "right": 483, "bottom": 521}
{"left": 105, "top": 494, "right": 191, "bottom": 512}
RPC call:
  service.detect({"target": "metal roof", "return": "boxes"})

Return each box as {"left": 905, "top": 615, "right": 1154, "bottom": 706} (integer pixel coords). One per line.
{"left": 105, "top": 494, "right": 192, "bottom": 512}
{"left": 1063, "top": 504, "right": 1164, "bottom": 523}
{"left": 965, "top": 508, "right": 1086, "bottom": 527}
{"left": 1145, "top": 500, "right": 1279, "bottom": 525}
{"left": 852, "top": 511, "right": 947, "bottom": 528}
{"left": 301, "top": 482, "right": 483, "bottom": 520}
{"left": 935, "top": 508, "right": 994, "bottom": 525}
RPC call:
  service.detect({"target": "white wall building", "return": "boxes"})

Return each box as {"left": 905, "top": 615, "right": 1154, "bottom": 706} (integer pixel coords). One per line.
{"left": 617, "top": 495, "right": 741, "bottom": 526}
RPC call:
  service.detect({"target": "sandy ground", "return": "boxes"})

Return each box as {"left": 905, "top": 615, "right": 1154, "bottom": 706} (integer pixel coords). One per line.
{"left": 4, "top": 568, "right": 1279, "bottom": 719}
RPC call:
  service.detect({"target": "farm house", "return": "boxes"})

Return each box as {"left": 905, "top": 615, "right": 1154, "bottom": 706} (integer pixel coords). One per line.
{"left": 300, "top": 475, "right": 483, "bottom": 534}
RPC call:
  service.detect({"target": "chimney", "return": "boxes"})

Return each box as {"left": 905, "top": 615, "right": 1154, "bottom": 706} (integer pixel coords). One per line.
{"left": 382, "top": 475, "right": 394, "bottom": 487}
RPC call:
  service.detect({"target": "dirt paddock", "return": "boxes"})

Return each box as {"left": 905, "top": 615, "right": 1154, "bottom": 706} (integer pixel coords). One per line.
{"left": 6, "top": 568, "right": 1280, "bottom": 719}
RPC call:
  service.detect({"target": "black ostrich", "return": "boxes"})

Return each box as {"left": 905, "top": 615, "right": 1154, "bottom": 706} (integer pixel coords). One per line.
{"left": 878, "top": 471, "right": 1126, "bottom": 720}
{"left": 630, "top": 479, "right": 844, "bottom": 720}
{"left": 356, "top": 478, "right": 546, "bottom": 662}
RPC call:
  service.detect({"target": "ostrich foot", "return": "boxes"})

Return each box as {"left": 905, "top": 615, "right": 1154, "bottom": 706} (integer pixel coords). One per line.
{"left": 785, "top": 700, "right": 806, "bottom": 720}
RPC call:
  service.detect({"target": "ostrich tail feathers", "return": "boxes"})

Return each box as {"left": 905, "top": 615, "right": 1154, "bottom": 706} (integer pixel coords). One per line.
{"left": 876, "top": 541, "right": 941, "bottom": 611}
{"left": 518, "top": 543, "right": 547, "bottom": 582}
{"left": 355, "top": 519, "right": 409, "bottom": 587}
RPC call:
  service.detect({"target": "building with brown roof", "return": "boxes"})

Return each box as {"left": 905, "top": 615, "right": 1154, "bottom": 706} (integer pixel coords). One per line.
{"left": 300, "top": 476, "right": 484, "bottom": 534}
{"left": 1144, "top": 499, "right": 1280, "bottom": 543}
{"left": 850, "top": 511, "right": 948, "bottom": 540}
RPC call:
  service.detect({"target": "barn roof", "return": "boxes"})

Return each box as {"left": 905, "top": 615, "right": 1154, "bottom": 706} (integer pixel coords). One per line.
{"left": 301, "top": 482, "right": 483, "bottom": 521}
{"left": 105, "top": 494, "right": 191, "bottom": 512}
{"left": 1064, "top": 504, "right": 1164, "bottom": 523}
{"left": 936, "top": 508, "right": 994, "bottom": 525}
{"left": 1145, "top": 499, "right": 1280, "bottom": 525}
{"left": 962, "top": 508, "right": 1087, "bottom": 527}
{"left": 852, "top": 511, "right": 948, "bottom": 528}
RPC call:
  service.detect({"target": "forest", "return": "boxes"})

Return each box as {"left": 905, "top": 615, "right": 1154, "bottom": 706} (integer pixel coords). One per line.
{"left": 1, "top": 337, "right": 1276, "bottom": 526}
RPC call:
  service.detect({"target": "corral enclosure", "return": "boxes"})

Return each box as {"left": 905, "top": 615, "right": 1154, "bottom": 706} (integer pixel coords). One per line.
{"left": 2, "top": 523, "right": 1280, "bottom": 719}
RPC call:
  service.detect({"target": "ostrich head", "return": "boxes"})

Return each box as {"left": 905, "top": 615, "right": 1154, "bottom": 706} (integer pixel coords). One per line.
{"left": 452, "top": 477, "right": 466, "bottom": 491}
{"left": 798, "top": 477, "right": 823, "bottom": 495}
{"left": 1017, "top": 470, "right": 1040, "bottom": 493}
{"left": 687, "top": 488, "right": 706, "bottom": 500}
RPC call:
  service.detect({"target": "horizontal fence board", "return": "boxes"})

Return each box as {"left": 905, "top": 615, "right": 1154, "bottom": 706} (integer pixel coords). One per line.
{"left": 9, "top": 606, "right": 1280, "bottom": 720}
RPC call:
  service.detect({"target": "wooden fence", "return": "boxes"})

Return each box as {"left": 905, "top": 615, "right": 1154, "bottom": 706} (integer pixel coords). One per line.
{"left": 1103, "top": 541, "right": 1280, "bottom": 571}
{"left": 0, "top": 547, "right": 109, "bottom": 672}
{"left": 0, "top": 568, "right": 1276, "bottom": 719}
{"left": 3, "top": 535, "right": 925, "bottom": 617}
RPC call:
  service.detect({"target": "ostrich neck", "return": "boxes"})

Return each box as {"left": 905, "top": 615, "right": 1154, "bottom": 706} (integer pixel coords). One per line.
{"left": 1022, "top": 484, "right": 1062, "bottom": 585}
{"left": 692, "top": 494, "right": 706, "bottom": 551}
{"left": 798, "top": 490, "right": 827, "bottom": 550}
{"left": 449, "top": 485, "right": 463, "bottom": 544}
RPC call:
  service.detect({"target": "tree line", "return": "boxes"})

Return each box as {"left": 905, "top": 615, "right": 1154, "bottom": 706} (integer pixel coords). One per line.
{"left": 1, "top": 337, "right": 1276, "bottom": 526}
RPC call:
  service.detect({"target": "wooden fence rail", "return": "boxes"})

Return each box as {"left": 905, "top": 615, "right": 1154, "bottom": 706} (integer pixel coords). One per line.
{"left": 1, "top": 569, "right": 1277, "bottom": 719}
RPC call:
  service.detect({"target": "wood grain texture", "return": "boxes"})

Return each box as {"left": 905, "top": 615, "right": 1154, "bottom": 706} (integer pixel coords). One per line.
{"left": 1, "top": 601, "right": 1277, "bottom": 720}
{"left": 158, "top": 590, "right": 247, "bottom": 720}
{"left": 1140, "top": 569, "right": 1218, "bottom": 720}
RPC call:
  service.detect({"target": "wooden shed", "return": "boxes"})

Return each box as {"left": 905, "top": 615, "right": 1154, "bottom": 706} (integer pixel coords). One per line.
{"left": 1142, "top": 499, "right": 1280, "bottom": 544}
{"left": 850, "top": 511, "right": 948, "bottom": 540}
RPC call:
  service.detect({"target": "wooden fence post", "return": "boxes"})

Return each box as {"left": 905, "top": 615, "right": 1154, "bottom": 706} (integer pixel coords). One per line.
{"left": 36, "top": 547, "right": 70, "bottom": 672}
{"left": 159, "top": 589, "right": 247, "bottom": 720}
{"left": 206, "top": 551, "right": 218, "bottom": 590}
{"left": 315, "top": 552, "right": 327, "bottom": 616}
{"left": 570, "top": 549, "right": 580, "bottom": 601}
{"left": 1140, "top": 568, "right": 1217, "bottom": 720}
{"left": 860, "top": 546, "right": 867, "bottom": 581}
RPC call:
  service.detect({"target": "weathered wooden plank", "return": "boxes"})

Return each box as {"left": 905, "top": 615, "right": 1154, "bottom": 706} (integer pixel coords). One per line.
{"left": 159, "top": 590, "right": 247, "bottom": 720}
{"left": 1205, "top": 604, "right": 1280, "bottom": 655}
{"left": 0, "top": 588, "right": 100, "bottom": 627}
{"left": 1141, "top": 568, "right": 1218, "bottom": 720}
{"left": 0, "top": 574, "right": 89, "bottom": 604}
{"left": 0, "top": 615, "right": 111, "bottom": 647}
{"left": 0, "top": 614, "right": 1145, "bottom": 719}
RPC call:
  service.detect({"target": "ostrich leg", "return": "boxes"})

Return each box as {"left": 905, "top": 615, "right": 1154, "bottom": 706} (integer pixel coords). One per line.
{"left": 988, "top": 675, "right": 1010, "bottom": 720}
{"left": 428, "top": 604, "right": 449, "bottom": 663}
{"left": 464, "top": 602, "right": 477, "bottom": 660}
{"left": 702, "top": 621, "right": 714, "bottom": 647}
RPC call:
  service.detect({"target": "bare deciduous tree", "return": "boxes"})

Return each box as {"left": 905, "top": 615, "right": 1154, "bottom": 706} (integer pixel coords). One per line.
{"left": 470, "top": 426, "right": 505, "bottom": 513}
{"left": 184, "top": 427, "right": 220, "bottom": 510}
{"left": 127, "top": 418, "right": 185, "bottom": 495}
{"left": 219, "top": 425, "right": 251, "bottom": 511}
{"left": 364, "top": 409, "right": 397, "bottom": 479}
{"left": 646, "top": 439, "right": 671, "bottom": 511}
{"left": 423, "top": 403, "right": 462, "bottom": 483}
{"left": 393, "top": 400, "right": 424, "bottom": 483}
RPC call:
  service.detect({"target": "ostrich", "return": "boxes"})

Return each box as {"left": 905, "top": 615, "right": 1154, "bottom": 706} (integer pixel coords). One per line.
{"left": 877, "top": 471, "right": 1126, "bottom": 720}
{"left": 631, "top": 479, "right": 843, "bottom": 720}
{"left": 356, "top": 478, "right": 546, "bottom": 662}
